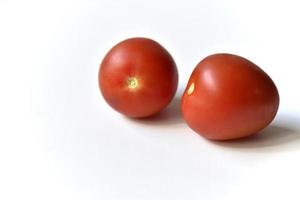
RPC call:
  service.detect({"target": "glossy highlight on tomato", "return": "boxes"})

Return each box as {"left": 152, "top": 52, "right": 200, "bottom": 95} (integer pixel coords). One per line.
{"left": 181, "top": 53, "right": 279, "bottom": 140}
{"left": 99, "top": 38, "right": 178, "bottom": 118}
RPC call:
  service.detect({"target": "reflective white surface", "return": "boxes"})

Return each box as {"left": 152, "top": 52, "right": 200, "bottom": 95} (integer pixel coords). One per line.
{"left": 1, "top": 0, "right": 300, "bottom": 199}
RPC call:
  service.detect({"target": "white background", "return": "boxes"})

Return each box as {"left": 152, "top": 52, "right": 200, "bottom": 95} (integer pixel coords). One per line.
{"left": 1, "top": 0, "right": 300, "bottom": 199}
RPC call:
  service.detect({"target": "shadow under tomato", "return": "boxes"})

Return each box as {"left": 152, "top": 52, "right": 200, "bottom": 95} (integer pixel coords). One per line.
{"left": 211, "top": 114, "right": 300, "bottom": 151}
{"left": 128, "top": 95, "right": 185, "bottom": 126}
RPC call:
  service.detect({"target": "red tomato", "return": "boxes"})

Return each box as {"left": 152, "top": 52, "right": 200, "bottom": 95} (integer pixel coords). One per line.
{"left": 181, "top": 53, "right": 279, "bottom": 140}
{"left": 99, "top": 38, "right": 178, "bottom": 118}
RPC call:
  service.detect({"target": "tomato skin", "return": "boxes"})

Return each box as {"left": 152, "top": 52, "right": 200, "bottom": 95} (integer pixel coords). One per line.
{"left": 99, "top": 38, "right": 178, "bottom": 118}
{"left": 181, "top": 53, "right": 279, "bottom": 140}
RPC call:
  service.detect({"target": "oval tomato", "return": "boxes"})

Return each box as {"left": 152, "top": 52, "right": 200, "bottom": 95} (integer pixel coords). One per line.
{"left": 181, "top": 53, "right": 279, "bottom": 140}
{"left": 99, "top": 38, "right": 178, "bottom": 118}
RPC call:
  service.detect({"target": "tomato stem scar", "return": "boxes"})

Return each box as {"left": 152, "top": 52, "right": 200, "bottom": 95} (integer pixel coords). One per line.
{"left": 127, "top": 77, "right": 138, "bottom": 89}
{"left": 187, "top": 82, "right": 195, "bottom": 95}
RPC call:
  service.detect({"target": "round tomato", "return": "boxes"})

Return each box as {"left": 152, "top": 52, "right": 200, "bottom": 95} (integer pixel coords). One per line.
{"left": 99, "top": 38, "right": 178, "bottom": 118}
{"left": 181, "top": 53, "right": 279, "bottom": 140}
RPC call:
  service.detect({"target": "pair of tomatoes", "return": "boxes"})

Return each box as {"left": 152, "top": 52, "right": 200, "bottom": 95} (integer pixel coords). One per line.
{"left": 99, "top": 38, "right": 279, "bottom": 140}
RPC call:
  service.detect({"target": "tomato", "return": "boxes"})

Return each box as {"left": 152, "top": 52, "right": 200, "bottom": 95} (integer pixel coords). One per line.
{"left": 99, "top": 38, "right": 178, "bottom": 118}
{"left": 181, "top": 53, "right": 279, "bottom": 140}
